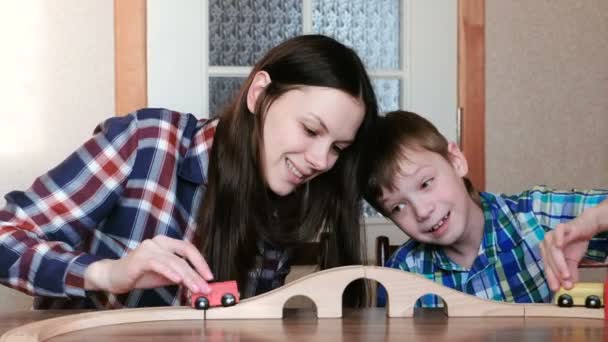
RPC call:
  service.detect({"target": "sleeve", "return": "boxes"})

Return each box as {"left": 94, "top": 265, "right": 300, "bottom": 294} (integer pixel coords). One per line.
{"left": 530, "top": 186, "right": 608, "bottom": 262}
{"left": 585, "top": 196, "right": 608, "bottom": 261}
{"left": 0, "top": 113, "right": 140, "bottom": 298}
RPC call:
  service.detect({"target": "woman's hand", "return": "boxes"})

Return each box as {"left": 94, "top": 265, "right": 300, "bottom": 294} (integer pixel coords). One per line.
{"left": 84, "top": 235, "right": 214, "bottom": 294}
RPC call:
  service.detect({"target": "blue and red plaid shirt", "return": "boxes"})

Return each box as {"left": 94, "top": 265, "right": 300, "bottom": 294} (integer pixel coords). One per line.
{"left": 0, "top": 108, "right": 290, "bottom": 309}
{"left": 378, "top": 186, "right": 608, "bottom": 307}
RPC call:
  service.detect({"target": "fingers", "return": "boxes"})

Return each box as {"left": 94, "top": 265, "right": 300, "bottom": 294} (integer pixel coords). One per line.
{"left": 549, "top": 244, "right": 571, "bottom": 281}
{"left": 541, "top": 222, "right": 595, "bottom": 293}
{"left": 149, "top": 236, "right": 214, "bottom": 293}
{"left": 146, "top": 258, "right": 183, "bottom": 284}
{"left": 151, "top": 235, "right": 214, "bottom": 280}
{"left": 540, "top": 232, "right": 572, "bottom": 291}
{"left": 553, "top": 223, "right": 567, "bottom": 248}
{"left": 554, "top": 223, "right": 578, "bottom": 248}
{"left": 148, "top": 254, "right": 209, "bottom": 294}
{"left": 555, "top": 213, "right": 599, "bottom": 247}
{"left": 540, "top": 242, "right": 560, "bottom": 292}
{"left": 565, "top": 258, "right": 580, "bottom": 285}
{"left": 120, "top": 237, "right": 214, "bottom": 294}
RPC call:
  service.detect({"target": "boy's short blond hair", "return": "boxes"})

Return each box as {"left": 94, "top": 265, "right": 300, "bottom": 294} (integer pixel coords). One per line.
{"left": 365, "top": 110, "right": 478, "bottom": 215}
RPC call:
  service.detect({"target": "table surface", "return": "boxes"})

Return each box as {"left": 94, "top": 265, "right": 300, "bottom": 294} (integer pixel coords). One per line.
{"left": 0, "top": 308, "right": 606, "bottom": 342}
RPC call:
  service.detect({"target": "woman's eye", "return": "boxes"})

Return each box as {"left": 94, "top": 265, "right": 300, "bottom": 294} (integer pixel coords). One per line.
{"left": 331, "top": 145, "right": 343, "bottom": 155}
{"left": 303, "top": 125, "right": 317, "bottom": 136}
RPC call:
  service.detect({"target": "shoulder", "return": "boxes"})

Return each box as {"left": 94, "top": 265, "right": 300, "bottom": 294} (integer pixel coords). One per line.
{"left": 479, "top": 187, "right": 556, "bottom": 232}
{"left": 480, "top": 186, "right": 560, "bottom": 215}
{"left": 129, "top": 108, "right": 201, "bottom": 135}
{"left": 95, "top": 108, "right": 200, "bottom": 138}
{"left": 513, "top": 185, "right": 607, "bottom": 213}
{"left": 99, "top": 108, "right": 216, "bottom": 151}
{"left": 482, "top": 186, "right": 608, "bottom": 235}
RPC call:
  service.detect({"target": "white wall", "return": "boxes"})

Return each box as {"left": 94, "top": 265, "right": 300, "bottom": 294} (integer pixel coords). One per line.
{"left": 0, "top": 0, "right": 114, "bottom": 311}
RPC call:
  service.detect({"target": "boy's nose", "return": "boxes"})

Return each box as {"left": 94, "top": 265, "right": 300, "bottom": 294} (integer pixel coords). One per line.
{"left": 413, "top": 201, "right": 433, "bottom": 222}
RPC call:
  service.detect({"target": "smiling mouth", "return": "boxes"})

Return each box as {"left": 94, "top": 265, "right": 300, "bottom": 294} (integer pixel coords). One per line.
{"left": 286, "top": 158, "right": 304, "bottom": 179}
{"left": 429, "top": 212, "right": 450, "bottom": 232}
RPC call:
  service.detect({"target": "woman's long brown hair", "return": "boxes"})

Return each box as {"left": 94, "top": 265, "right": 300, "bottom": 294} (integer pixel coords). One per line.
{"left": 196, "top": 35, "right": 378, "bottom": 306}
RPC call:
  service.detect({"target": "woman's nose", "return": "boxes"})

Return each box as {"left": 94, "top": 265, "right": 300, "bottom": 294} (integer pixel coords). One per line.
{"left": 305, "top": 142, "right": 332, "bottom": 171}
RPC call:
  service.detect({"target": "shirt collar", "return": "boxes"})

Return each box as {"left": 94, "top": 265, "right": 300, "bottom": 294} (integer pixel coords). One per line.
{"left": 431, "top": 192, "right": 528, "bottom": 272}
{"left": 431, "top": 247, "right": 468, "bottom": 271}
{"left": 177, "top": 118, "right": 218, "bottom": 184}
{"left": 480, "top": 191, "right": 526, "bottom": 255}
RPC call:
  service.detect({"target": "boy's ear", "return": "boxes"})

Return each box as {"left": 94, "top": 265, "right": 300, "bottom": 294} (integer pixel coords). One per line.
{"left": 447, "top": 142, "right": 468, "bottom": 177}
{"left": 246, "top": 71, "right": 272, "bottom": 114}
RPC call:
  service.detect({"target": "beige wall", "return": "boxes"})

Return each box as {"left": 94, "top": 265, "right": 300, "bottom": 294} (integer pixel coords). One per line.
{"left": 0, "top": 1, "right": 114, "bottom": 311}
{"left": 486, "top": 0, "right": 608, "bottom": 193}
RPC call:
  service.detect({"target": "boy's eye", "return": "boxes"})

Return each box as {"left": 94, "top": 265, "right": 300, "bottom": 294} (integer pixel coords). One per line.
{"left": 391, "top": 203, "right": 406, "bottom": 214}
{"left": 421, "top": 178, "right": 434, "bottom": 189}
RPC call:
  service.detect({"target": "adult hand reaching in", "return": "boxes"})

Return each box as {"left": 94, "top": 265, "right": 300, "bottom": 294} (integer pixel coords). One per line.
{"left": 540, "top": 204, "right": 607, "bottom": 292}
{"left": 84, "top": 235, "right": 214, "bottom": 295}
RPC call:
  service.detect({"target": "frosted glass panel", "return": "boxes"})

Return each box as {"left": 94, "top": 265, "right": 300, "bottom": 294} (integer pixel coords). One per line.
{"left": 372, "top": 78, "right": 400, "bottom": 114}
{"left": 209, "top": 78, "right": 400, "bottom": 119}
{"left": 209, "top": 77, "right": 245, "bottom": 117}
{"left": 209, "top": 0, "right": 302, "bottom": 66}
{"left": 312, "top": 0, "right": 401, "bottom": 69}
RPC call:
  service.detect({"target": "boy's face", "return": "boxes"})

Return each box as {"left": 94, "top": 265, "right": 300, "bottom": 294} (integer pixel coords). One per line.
{"left": 379, "top": 143, "right": 473, "bottom": 247}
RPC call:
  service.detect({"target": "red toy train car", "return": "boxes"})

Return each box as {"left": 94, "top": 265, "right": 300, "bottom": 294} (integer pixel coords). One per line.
{"left": 191, "top": 280, "right": 240, "bottom": 310}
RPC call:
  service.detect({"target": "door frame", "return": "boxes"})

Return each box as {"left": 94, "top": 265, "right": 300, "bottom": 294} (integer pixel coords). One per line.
{"left": 114, "top": 0, "right": 485, "bottom": 190}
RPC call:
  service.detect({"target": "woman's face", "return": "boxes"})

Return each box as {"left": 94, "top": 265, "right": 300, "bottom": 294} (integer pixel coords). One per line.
{"left": 259, "top": 86, "right": 365, "bottom": 196}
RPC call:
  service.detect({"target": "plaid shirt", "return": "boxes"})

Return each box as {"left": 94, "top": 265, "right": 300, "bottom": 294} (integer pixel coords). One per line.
{"left": 378, "top": 186, "right": 608, "bottom": 307}
{"left": 0, "top": 108, "right": 290, "bottom": 309}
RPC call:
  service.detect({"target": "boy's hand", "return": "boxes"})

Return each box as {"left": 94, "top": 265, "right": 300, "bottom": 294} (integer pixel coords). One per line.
{"left": 540, "top": 211, "right": 600, "bottom": 292}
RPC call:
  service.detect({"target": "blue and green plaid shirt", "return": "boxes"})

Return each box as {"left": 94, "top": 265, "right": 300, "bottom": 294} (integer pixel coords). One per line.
{"left": 378, "top": 186, "right": 608, "bottom": 307}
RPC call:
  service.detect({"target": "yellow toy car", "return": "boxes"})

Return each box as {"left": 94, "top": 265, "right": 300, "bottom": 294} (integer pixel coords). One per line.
{"left": 553, "top": 282, "right": 604, "bottom": 308}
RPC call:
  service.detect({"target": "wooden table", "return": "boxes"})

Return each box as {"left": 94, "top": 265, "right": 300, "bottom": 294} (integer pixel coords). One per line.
{"left": 1, "top": 308, "right": 606, "bottom": 341}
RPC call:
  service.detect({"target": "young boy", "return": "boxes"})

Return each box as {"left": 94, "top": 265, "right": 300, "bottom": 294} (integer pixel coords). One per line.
{"left": 365, "top": 110, "right": 608, "bottom": 307}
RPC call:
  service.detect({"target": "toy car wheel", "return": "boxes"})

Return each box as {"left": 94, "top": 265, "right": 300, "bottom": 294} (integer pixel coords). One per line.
{"left": 221, "top": 293, "right": 237, "bottom": 307}
{"left": 585, "top": 295, "right": 602, "bottom": 308}
{"left": 194, "top": 296, "right": 210, "bottom": 310}
{"left": 557, "top": 294, "right": 573, "bottom": 307}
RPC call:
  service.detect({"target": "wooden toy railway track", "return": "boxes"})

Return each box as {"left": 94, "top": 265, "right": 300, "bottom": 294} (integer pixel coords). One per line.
{"left": 1, "top": 266, "right": 603, "bottom": 342}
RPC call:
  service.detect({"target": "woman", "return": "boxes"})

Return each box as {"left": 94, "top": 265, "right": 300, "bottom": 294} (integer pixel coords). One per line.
{"left": 0, "top": 35, "right": 378, "bottom": 309}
